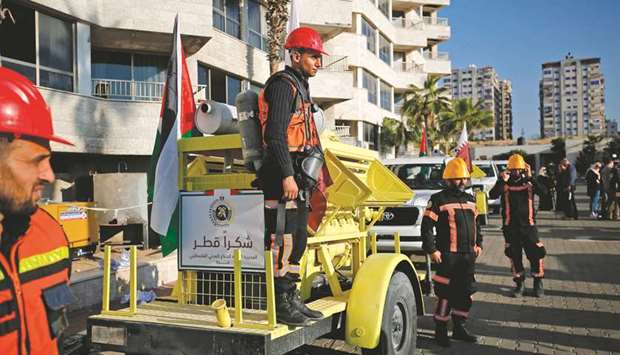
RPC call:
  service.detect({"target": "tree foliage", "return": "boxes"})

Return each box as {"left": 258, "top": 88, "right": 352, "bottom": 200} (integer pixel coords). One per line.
{"left": 265, "top": 0, "right": 290, "bottom": 74}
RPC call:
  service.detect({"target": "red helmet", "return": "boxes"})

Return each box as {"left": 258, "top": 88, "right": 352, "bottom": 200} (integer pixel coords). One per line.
{"left": 284, "top": 27, "right": 328, "bottom": 55}
{"left": 0, "top": 67, "right": 72, "bottom": 145}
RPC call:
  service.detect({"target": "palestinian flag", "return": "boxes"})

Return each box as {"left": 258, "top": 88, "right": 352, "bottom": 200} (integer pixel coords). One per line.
{"left": 148, "top": 15, "right": 196, "bottom": 256}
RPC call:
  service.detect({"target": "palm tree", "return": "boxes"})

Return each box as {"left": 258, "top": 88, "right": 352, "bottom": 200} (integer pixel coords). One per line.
{"left": 380, "top": 117, "right": 415, "bottom": 157}
{"left": 265, "top": 0, "right": 290, "bottom": 74}
{"left": 441, "top": 98, "right": 494, "bottom": 139}
{"left": 400, "top": 74, "right": 451, "bottom": 153}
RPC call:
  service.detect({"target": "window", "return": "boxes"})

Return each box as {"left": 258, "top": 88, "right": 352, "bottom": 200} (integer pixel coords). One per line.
{"left": 378, "top": 0, "right": 389, "bottom": 18}
{"left": 361, "top": 17, "right": 376, "bottom": 54}
{"left": 248, "top": 0, "right": 264, "bottom": 50}
{"left": 380, "top": 81, "right": 392, "bottom": 111}
{"left": 0, "top": 1, "right": 74, "bottom": 91}
{"left": 379, "top": 34, "right": 391, "bottom": 65}
{"left": 363, "top": 122, "right": 379, "bottom": 150}
{"left": 213, "top": 0, "right": 240, "bottom": 38}
{"left": 198, "top": 65, "right": 245, "bottom": 106}
{"left": 92, "top": 51, "right": 167, "bottom": 100}
{"left": 362, "top": 70, "right": 377, "bottom": 105}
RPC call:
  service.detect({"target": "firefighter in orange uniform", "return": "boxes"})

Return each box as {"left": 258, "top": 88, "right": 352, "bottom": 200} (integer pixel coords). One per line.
{"left": 422, "top": 158, "right": 482, "bottom": 347}
{"left": 489, "top": 154, "right": 548, "bottom": 298}
{"left": 256, "top": 27, "right": 326, "bottom": 326}
{"left": 0, "top": 68, "right": 75, "bottom": 354}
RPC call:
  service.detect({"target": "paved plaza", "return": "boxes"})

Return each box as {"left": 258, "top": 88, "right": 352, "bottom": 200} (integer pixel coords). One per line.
{"left": 294, "top": 185, "right": 620, "bottom": 354}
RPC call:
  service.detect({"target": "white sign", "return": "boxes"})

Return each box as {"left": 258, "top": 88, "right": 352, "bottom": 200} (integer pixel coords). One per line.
{"left": 179, "top": 190, "right": 265, "bottom": 272}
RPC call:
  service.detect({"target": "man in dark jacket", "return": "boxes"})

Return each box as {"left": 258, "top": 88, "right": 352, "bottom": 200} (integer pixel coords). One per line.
{"left": 490, "top": 154, "right": 547, "bottom": 298}
{"left": 585, "top": 162, "right": 602, "bottom": 218}
{"left": 257, "top": 27, "right": 326, "bottom": 326}
{"left": 422, "top": 157, "right": 483, "bottom": 347}
{"left": 556, "top": 158, "right": 578, "bottom": 219}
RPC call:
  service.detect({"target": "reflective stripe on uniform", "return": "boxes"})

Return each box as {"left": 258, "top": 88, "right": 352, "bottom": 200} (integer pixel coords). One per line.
{"left": 432, "top": 274, "right": 450, "bottom": 285}
{"left": 424, "top": 209, "right": 438, "bottom": 221}
{"left": 18, "top": 246, "right": 69, "bottom": 274}
{"left": 439, "top": 203, "right": 477, "bottom": 252}
{"left": 0, "top": 269, "right": 4, "bottom": 281}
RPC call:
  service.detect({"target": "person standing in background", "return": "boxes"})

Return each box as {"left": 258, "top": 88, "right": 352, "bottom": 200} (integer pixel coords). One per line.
{"left": 585, "top": 162, "right": 602, "bottom": 218}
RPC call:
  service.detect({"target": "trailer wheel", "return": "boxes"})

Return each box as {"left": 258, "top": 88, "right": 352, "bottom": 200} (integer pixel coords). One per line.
{"left": 362, "top": 271, "right": 417, "bottom": 355}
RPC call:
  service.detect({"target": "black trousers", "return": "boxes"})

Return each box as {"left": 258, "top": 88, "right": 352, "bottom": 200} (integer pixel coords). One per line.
{"left": 432, "top": 252, "right": 476, "bottom": 322}
{"left": 264, "top": 203, "right": 309, "bottom": 293}
{"left": 504, "top": 225, "right": 545, "bottom": 280}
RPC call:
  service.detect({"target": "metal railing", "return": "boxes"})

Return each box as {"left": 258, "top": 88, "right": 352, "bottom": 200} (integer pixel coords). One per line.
{"left": 423, "top": 16, "right": 449, "bottom": 26}
{"left": 92, "top": 79, "right": 164, "bottom": 101}
{"left": 391, "top": 17, "right": 424, "bottom": 29}
{"left": 320, "top": 55, "right": 349, "bottom": 72}
{"left": 392, "top": 61, "right": 425, "bottom": 73}
{"left": 335, "top": 125, "right": 351, "bottom": 137}
{"left": 423, "top": 51, "right": 450, "bottom": 61}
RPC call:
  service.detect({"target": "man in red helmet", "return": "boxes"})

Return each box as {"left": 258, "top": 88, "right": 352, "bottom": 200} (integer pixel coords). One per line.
{"left": 0, "top": 67, "right": 75, "bottom": 354}
{"left": 256, "top": 27, "right": 326, "bottom": 326}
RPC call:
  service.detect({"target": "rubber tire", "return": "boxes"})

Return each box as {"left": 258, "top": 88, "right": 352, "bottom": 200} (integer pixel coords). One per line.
{"left": 361, "top": 271, "right": 417, "bottom": 355}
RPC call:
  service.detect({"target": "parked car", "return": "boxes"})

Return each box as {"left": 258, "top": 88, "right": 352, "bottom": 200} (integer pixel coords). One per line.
{"left": 371, "top": 156, "right": 449, "bottom": 254}
{"left": 472, "top": 160, "right": 500, "bottom": 213}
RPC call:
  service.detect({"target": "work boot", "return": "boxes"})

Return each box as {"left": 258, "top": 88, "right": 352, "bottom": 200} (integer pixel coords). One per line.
{"left": 435, "top": 322, "right": 451, "bottom": 347}
{"left": 533, "top": 278, "right": 545, "bottom": 298}
{"left": 275, "top": 291, "right": 310, "bottom": 326}
{"left": 289, "top": 289, "right": 323, "bottom": 320}
{"left": 512, "top": 277, "right": 524, "bottom": 298}
{"left": 451, "top": 315, "right": 478, "bottom": 343}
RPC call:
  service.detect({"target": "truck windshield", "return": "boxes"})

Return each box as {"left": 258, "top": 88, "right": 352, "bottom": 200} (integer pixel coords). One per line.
{"left": 390, "top": 163, "right": 446, "bottom": 190}
{"left": 477, "top": 164, "right": 495, "bottom": 178}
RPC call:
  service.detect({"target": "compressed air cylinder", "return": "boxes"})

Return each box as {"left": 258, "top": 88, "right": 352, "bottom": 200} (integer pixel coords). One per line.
{"left": 235, "top": 90, "right": 263, "bottom": 172}
{"left": 194, "top": 100, "right": 239, "bottom": 135}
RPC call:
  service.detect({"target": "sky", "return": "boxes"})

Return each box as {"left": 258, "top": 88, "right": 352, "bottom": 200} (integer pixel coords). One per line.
{"left": 440, "top": 0, "right": 620, "bottom": 138}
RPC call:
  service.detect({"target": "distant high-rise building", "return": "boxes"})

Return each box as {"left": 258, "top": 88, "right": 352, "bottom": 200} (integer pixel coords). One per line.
{"left": 606, "top": 119, "right": 618, "bottom": 136}
{"left": 498, "top": 80, "right": 513, "bottom": 140}
{"left": 443, "top": 65, "right": 511, "bottom": 140}
{"left": 539, "top": 54, "right": 606, "bottom": 138}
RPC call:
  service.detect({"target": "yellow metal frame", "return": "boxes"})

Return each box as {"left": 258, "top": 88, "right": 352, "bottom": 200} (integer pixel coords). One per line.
{"left": 101, "top": 245, "right": 138, "bottom": 316}
{"left": 97, "top": 133, "right": 423, "bottom": 350}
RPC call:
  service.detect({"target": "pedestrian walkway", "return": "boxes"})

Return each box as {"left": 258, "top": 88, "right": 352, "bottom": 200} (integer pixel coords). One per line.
{"left": 294, "top": 185, "right": 620, "bottom": 354}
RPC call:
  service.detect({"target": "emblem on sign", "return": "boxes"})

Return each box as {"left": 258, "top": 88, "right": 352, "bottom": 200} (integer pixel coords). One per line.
{"left": 209, "top": 197, "right": 232, "bottom": 226}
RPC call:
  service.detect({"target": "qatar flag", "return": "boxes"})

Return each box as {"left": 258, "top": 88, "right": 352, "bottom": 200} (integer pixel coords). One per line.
{"left": 454, "top": 122, "right": 472, "bottom": 172}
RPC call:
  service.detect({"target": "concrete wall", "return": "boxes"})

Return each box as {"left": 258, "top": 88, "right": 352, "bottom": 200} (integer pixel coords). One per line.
{"left": 32, "top": 0, "right": 210, "bottom": 37}
{"left": 326, "top": 88, "right": 398, "bottom": 125}
{"left": 43, "top": 88, "right": 159, "bottom": 155}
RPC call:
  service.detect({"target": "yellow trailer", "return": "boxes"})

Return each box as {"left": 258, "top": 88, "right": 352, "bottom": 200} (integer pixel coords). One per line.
{"left": 88, "top": 133, "right": 425, "bottom": 355}
{"left": 39, "top": 201, "right": 97, "bottom": 258}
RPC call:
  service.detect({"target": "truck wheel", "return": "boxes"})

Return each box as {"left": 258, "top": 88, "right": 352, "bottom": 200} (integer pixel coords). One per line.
{"left": 362, "top": 271, "right": 417, "bottom": 355}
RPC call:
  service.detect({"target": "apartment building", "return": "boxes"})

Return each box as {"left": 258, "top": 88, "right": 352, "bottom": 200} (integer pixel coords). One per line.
{"left": 606, "top": 119, "right": 618, "bottom": 136}
{"left": 539, "top": 54, "right": 606, "bottom": 138}
{"left": 443, "top": 65, "right": 512, "bottom": 141}
{"left": 303, "top": 0, "right": 451, "bottom": 149}
{"left": 499, "top": 80, "right": 513, "bottom": 140}
{"left": 0, "top": 0, "right": 450, "bottom": 181}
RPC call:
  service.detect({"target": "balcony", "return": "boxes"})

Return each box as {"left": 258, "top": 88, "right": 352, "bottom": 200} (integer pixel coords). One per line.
{"left": 300, "top": 0, "right": 352, "bottom": 37}
{"left": 392, "top": 18, "right": 427, "bottom": 49}
{"left": 392, "top": 61, "right": 426, "bottom": 89}
{"left": 92, "top": 79, "right": 164, "bottom": 101}
{"left": 320, "top": 55, "right": 350, "bottom": 72}
{"left": 422, "top": 16, "right": 451, "bottom": 42}
{"left": 311, "top": 55, "right": 354, "bottom": 103}
{"left": 423, "top": 51, "right": 451, "bottom": 75}
{"left": 392, "top": 61, "right": 425, "bottom": 73}
{"left": 335, "top": 125, "right": 352, "bottom": 137}
{"left": 392, "top": 0, "right": 450, "bottom": 10}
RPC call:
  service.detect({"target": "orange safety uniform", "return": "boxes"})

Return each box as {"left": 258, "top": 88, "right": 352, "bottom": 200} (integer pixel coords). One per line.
{"left": 0, "top": 209, "right": 73, "bottom": 355}
{"left": 489, "top": 176, "right": 547, "bottom": 280}
{"left": 422, "top": 188, "right": 482, "bottom": 323}
{"left": 258, "top": 71, "right": 321, "bottom": 153}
